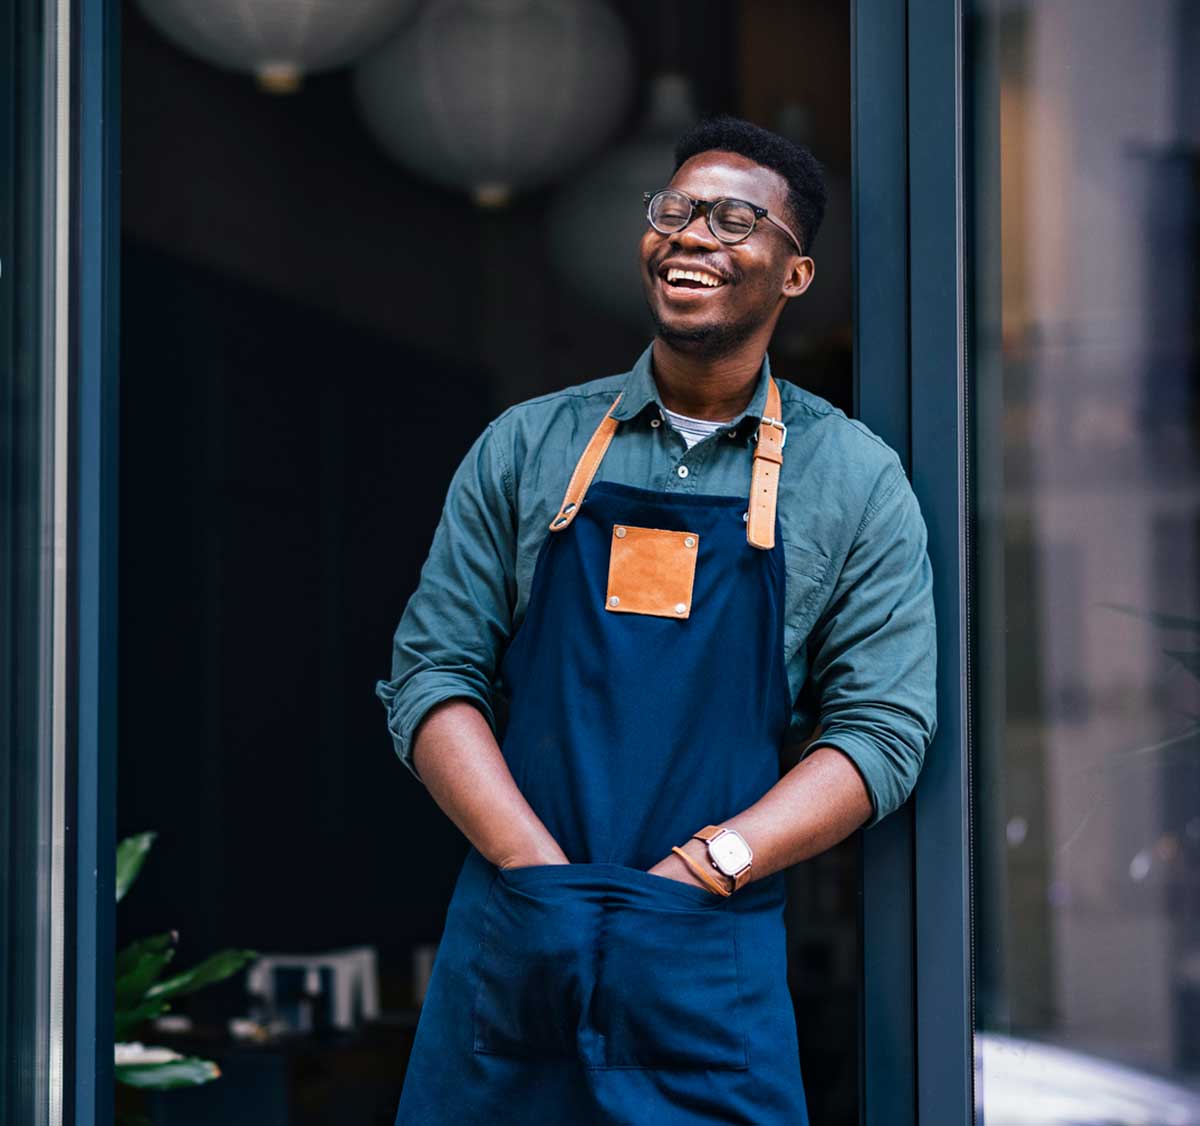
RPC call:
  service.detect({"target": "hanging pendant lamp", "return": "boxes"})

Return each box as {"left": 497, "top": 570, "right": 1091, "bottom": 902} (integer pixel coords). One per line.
{"left": 352, "top": 0, "right": 635, "bottom": 207}
{"left": 135, "top": 0, "right": 419, "bottom": 93}
{"left": 547, "top": 72, "right": 699, "bottom": 325}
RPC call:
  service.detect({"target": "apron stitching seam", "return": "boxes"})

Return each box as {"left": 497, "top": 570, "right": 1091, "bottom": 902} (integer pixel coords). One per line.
{"left": 469, "top": 870, "right": 503, "bottom": 1055}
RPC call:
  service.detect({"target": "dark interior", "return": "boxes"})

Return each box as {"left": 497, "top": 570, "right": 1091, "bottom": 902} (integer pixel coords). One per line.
{"left": 116, "top": 3, "right": 859, "bottom": 1122}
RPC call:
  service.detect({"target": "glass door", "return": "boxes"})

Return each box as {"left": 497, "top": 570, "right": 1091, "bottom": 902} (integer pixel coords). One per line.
{"left": 969, "top": 1, "right": 1200, "bottom": 1122}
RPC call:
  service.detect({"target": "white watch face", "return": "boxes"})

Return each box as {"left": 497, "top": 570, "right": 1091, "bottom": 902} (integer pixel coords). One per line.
{"left": 709, "top": 831, "right": 752, "bottom": 876}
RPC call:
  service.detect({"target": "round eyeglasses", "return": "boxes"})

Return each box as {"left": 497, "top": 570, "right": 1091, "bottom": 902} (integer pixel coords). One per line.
{"left": 643, "top": 188, "right": 804, "bottom": 256}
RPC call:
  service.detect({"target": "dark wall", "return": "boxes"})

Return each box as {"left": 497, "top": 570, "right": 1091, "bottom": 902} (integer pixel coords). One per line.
{"left": 117, "top": 240, "right": 492, "bottom": 984}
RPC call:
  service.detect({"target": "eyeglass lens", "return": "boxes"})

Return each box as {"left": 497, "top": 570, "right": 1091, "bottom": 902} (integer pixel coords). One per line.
{"left": 648, "top": 191, "right": 758, "bottom": 243}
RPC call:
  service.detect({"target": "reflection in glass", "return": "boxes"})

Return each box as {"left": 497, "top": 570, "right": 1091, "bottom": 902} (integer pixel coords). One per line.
{"left": 970, "top": 1, "right": 1200, "bottom": 1122}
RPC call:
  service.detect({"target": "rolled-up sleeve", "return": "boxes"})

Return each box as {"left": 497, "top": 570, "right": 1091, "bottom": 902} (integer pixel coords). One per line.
{"left": 804, "top": 464, "right": 937, "bottom": 827}
{"left": 374, "top": 420, "right": 517, "bottom": 782}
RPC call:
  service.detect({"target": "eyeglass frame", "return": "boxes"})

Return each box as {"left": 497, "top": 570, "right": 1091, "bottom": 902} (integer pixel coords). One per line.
{"left": 642, "top": 188, "right": 806, "bottom": 257}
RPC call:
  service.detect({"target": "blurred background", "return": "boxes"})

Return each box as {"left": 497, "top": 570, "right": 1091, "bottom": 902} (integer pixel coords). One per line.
{"left": 113, "top": 2, "right": 859, "bottom": 1123}
{"left": 970, "top": 0, "right": 1200, "bottom": 1122}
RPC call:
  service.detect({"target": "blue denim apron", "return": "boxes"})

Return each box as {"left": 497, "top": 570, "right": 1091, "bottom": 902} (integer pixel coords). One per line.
{"left": 395, "top": 382, "right": 810, "bottom": 1125}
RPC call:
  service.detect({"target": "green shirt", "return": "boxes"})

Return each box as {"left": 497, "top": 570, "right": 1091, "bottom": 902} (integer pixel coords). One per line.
{"left": 375, "top": 343, "right": 937, "bottom": 828}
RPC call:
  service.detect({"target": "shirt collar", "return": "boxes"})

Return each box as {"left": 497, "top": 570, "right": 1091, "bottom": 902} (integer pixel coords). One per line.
{"left": 610, "top": 343, "right": 775, "bottom": 433}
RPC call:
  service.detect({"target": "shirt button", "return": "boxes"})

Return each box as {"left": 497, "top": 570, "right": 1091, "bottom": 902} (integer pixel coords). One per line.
{"left": 677, "top": 465, "right": 689, "bottom": 478}
{"left": 650, "top": 418, "right": 661, "bottom": 428}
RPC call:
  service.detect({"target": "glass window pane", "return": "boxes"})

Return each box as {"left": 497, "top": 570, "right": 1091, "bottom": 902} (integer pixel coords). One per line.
{"left": 970, "top": 2, "right": 1200, "bottom": 1123}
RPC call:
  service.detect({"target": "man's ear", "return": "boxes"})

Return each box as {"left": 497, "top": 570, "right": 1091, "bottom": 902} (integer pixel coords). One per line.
{"left": 783, "top": 256, "right": 816, "bottom": 298}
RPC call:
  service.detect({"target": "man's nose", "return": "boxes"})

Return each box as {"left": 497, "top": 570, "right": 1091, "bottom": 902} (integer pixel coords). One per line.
{"left": 671, "top": 213, "right": 720, "bottom": 249}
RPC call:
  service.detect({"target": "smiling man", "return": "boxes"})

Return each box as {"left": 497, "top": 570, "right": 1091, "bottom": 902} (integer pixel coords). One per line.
{"left": 376, "top": 116, "right": 937, "bottom": 1125}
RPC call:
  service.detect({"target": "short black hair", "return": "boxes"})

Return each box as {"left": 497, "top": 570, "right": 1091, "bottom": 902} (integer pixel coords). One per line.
{"left": 672, "top": 115, "right": 827, "bottom": 255}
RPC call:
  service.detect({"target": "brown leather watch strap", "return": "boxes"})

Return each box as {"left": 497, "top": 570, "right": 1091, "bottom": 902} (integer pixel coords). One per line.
{"left": 670, "top": 845, "right": 731, "bottom": 897}
{"left": 691, "top": 825, "right": 753, "bottom": 892}
{"left": 549, "top": 392, "right": 624, "bottom": 533}
{"left": 746, "top": 377, "right": 784, "bottom": 550}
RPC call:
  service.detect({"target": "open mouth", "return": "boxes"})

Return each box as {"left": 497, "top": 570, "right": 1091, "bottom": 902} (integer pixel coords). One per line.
{"left": 659, "top": 266, "right": 728, "bottom": 292}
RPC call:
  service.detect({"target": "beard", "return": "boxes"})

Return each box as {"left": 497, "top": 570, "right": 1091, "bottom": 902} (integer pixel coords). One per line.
{"left": 648, "top": 300, "right": 768, "bottom": 360}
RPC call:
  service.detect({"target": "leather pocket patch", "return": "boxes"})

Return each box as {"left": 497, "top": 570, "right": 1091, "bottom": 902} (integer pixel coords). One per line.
{"left": 605, "top": 524, "right": 699, "bottom": 619}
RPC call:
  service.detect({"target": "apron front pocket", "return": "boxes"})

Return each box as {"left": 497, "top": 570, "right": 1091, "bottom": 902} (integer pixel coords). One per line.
{"left": 594, "top": 896, "right": 749, "bottom": 1070}
{"left": 471, "top": 872, "right": 593, "bottom": 1060}
{"left": 605, "top": 524, "right": 700, "bottom": 619}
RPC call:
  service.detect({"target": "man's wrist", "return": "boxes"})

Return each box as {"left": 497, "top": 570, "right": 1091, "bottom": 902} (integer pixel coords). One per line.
{"left": 497, "top": 841, "right": 569, "bottom": 869}
{"left": 690, "top": 825, "right": 756, "bottom": 892}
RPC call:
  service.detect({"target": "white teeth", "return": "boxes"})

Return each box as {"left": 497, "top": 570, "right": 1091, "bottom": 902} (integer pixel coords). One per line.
{"left": 665, "top": 267, "right": 724, "bottom": 288}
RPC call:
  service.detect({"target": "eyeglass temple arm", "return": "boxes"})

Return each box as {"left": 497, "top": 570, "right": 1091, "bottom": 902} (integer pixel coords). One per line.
{"left": 761, "top": 211, "right": 805, "bottom": 257}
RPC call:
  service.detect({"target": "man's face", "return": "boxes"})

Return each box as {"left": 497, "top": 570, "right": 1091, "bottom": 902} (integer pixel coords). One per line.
{"left": 639, "top": 151, "right": 814, "bottom": 357}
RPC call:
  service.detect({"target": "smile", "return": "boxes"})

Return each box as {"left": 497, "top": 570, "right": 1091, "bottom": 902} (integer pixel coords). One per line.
{"left": 663, "top": 267, "right": 726, "bottom": 289}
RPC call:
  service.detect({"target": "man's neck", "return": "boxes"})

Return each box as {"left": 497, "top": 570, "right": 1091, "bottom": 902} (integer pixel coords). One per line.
{"left": 650, "top": 337, "right": 767, "bottom": 421}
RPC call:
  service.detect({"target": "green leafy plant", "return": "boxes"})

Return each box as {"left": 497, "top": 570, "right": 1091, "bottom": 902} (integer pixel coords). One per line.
{"left": 115, "top": 831, "right": 258, "bottom": 1123}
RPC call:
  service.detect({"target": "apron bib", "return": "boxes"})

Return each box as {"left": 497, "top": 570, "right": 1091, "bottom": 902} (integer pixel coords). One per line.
{"left": 395, "top": 380, "right": 810, "bottom": 1125}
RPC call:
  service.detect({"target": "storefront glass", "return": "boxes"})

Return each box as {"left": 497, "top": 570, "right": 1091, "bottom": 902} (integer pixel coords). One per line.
{"left": 970, "top": 1, "right": 1200, "bottom": 1121}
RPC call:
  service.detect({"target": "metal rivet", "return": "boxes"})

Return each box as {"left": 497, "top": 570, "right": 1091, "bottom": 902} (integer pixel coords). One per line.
{"left": 615, "top": 526, "right": 626, "bottom": 538}
{"left": 684, "top": 536, "right": 695, "bottom": 548}
{"left": 742, "top": 511, "right": 749, "bottom": 522}
{"left": 677, "top": 465, "right": 689, "bottom": 478}
{"left": 675, "top": 603, "right": 687, "bottom": 614}
{"left": 609, "top": 595, "right": 620, "bottom": 607}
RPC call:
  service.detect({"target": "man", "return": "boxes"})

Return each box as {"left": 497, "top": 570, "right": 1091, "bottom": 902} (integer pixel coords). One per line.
{"left": 376, "top": 115, "right": 936, "bottom": 1125}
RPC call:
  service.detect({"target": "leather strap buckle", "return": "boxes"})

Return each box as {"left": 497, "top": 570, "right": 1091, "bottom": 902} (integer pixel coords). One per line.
{"left": 754, "top": 416, "right": 787, "bottom": 449}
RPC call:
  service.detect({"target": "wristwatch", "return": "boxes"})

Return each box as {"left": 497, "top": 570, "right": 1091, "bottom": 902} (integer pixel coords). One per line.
{"left": 691, "top": 825, "right": 754, "bottom": 892}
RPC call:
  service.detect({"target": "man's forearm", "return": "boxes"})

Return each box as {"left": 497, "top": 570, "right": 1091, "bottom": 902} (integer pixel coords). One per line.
{"left": 649, "top": 744, "right": 874, "bottom": 888}
{"left": 412, "top": 699, "right": 568, "bottom": 869}
{"left": 721, "top": 745, "right": 874, "bottom": 876}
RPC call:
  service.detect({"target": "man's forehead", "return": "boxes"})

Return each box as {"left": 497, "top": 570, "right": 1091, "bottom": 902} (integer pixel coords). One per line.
{"left": 667, "top": 151, "right": 788, "bottom": 206}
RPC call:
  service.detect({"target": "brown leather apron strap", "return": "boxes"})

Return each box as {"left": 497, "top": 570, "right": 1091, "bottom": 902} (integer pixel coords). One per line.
{"left": 548, "top": 392, "right": 625, "bottom": 532}
{"left": 549, "top": 377, "right": 785, "bottom": 548}
{"left": 746, "top": 376, "right": 784, "bottom": 550}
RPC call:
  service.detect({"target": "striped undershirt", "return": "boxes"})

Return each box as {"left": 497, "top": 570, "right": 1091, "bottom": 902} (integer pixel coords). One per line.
{"left": 659, "top": 405, "right": 735, "bottom": 449}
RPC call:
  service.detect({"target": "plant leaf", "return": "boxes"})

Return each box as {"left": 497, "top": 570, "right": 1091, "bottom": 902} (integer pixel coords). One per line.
{"left": 114, "top": 999, "right": 171, "bottom": 1041}
{"left": 115, "top": 948, "right": 176, "bottom": 1010}
{"left": 116, "top": 832, "right": 157, "bottom": 903}
{"left": 116, "top": 1056, "right": 221, "bottom": 1089}
{"left": 144, "top": 948, "right": 259, "bottom": 1002}
{"left": 115, "top": 932, "right": 177, "bottom": 981}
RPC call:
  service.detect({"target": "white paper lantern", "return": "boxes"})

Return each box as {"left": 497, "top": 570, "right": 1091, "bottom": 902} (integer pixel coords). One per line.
{"left": 135, "top": 0, "right": 420, "bottom": 93}
{"left": 547, "top": 73, "right": 698, "bottom": 325}
{"left": 352, "top": 0, "right": 635, "bottom": 207}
